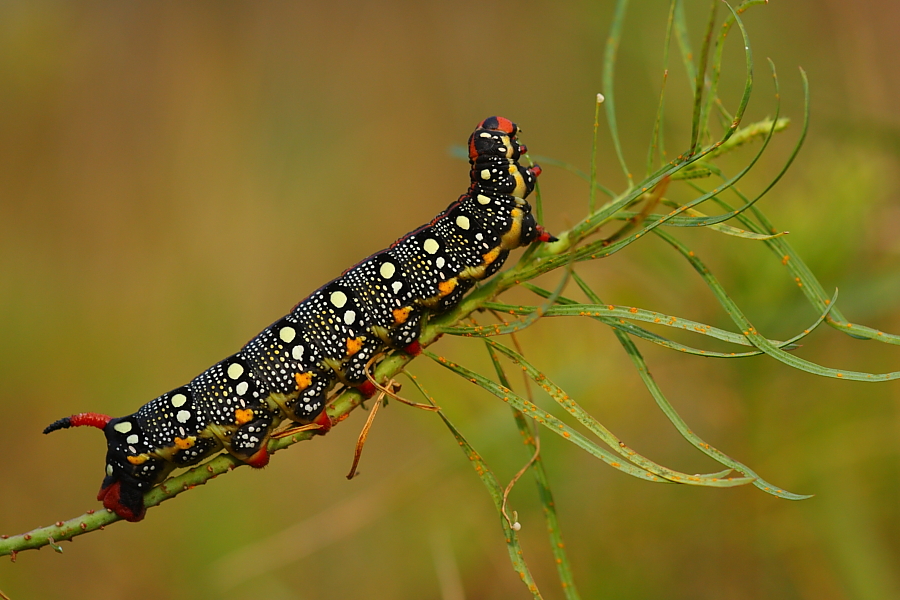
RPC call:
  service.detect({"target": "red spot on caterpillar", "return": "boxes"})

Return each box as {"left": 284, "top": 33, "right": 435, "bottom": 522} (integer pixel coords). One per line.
{"left": 97, "top": 481, "right": 145, "bottom": 522}
{"left": 245, "top": 445, "right": 270, "bottom": 469}
{"left": 357, "top": 380, "right": 377, "bottom": 399}
{"left": 403, "top": 340, "right": 422, "bottom": 356}
{"left": 313, "top": 410, "right": 333, "bottom": 433}
{"left": 530, "top": 165, "right": 542, "bottom": 177}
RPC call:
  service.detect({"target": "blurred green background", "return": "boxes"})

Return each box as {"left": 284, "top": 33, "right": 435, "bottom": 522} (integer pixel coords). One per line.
{"left": 1, "top": 2, "right": 898, "bottom": 599}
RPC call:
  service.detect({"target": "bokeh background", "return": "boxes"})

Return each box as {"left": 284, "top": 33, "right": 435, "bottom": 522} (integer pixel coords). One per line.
{"left": 1, "top": 2, "right": 898, "bottom": 599}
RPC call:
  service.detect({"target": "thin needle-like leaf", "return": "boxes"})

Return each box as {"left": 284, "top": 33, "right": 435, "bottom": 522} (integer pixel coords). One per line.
{"left": 590, "top": 94, "right": 603, "bottom": 213}
{"left": 654, "top": 229, "right": 900, "bottom": 381}
{"left": 646, "top": 0, "right": 676, "bottom": 176}
{"left": 689, "top": 0, "right": 717, "bottom": 154}
{"left": 603, "top": 0, "right": 634, "bottom": 188}
{"left": 523, "top": 280, "right": 835, "bottom": 357}
{"left": 405, "top": 374, "right": 545, "bottom": 600}
{"left": 485, "top": 340, "right": 754, "bottom": 488}
{"left": 484, "top": 346, "right": 582, "bottom": 600}
{"left": 425, "top": 350, "right": 672, "bottom": 483}
{"left": 572, "top": 273, "right": 811, "bottom": 500}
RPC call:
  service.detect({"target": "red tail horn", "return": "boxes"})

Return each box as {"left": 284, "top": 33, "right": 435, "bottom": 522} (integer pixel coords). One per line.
{"left": 43, "top": 412, "right": 112, "bottom": 434}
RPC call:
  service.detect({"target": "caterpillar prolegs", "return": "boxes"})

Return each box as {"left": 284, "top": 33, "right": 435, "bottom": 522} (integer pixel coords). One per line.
{"left": 45, "top": 116, "right": 555, "bottom": 522}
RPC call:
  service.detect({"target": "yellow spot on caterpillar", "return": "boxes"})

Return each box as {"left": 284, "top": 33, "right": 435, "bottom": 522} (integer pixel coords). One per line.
{"left": 346, "top": 337, "right": 364, "bottom": 356}
{"left": 392, "top": 307, "right": 411, "bottom": 325}
{"left": 477, "top": 194, "right": 491, "bottom": 205}
{"left": 174, "top": 436, "right": 195, "bottom": 450}
{"left": 438, "top": 279, "right": 457, "bottom": 297}
{"left": 379, "top": 262, "right": 395, "bottom": 279}
{"left": 295, "top": 372, "right": 313, "bottom": 390}
{"left": 480, "top": 169, "right": 491, "bottom": 180}
{"left": 423, "top": 238, "right": 439, "bottom": 254}
{"left": 235, "top": 408, "right": 254, "bottom": 425}
{"left": 330, "top": 290, "right": 348, "bottom": 308}
{"left": 127, "top": 454, "right": 148, "bottom": 465}
{"left": 227, "top": 363, "right": 244, "bottom": 380}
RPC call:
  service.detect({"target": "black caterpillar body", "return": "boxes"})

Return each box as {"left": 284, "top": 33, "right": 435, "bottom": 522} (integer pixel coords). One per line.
{"left": 45, "top": 116, "right": 554, "bottom": 521}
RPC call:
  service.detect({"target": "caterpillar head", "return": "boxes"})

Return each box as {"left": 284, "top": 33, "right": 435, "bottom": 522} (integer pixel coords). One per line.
{"left": 468, "top": 116, "right": 523, "bottom": 162}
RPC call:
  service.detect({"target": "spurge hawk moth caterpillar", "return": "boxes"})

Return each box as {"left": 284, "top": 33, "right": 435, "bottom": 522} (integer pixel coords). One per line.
{"left": 44, "top": 116, "right": 555, "bottom": 522}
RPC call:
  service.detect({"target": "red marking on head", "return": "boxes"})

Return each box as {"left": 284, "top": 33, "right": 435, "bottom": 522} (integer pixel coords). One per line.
{"left": 69, "top": 412, "right": 112, "bottom": 430}
{"left": 530, "top": 165, "right": 542, "bottom": 177}
{"left": 245, "top": 446, "right": 270, "bottom": 469}
{"left": 97, "top": 481, "right": 145, "bottom": 522}
{"left": 468, "top": 136, "right": 479, "bottom": 162}
{"left": 313, "top": 410, "right": 333, "bottom": 433}
{"left": 403, "top": 340, "right": 422, "bottom": 357}
{"left": 477, "top": 116, "right": 516, "bottom": 135}
{"left": 357, "top": 380, "right": 377, "bottom": 399}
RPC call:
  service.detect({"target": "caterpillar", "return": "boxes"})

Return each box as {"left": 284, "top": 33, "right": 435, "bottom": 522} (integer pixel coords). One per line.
{"left": 44, "top": 116, "right": 555, "bottom": 522}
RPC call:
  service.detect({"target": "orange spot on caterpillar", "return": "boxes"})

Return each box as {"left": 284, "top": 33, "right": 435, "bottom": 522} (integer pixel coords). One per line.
{"left": 235, "top": 408, "right": 254, "bottom": 425}
{"left": 346, "top": 337, "right": 364, "bottom": 355}
{"left": 392, "top": 307, "right": 411, "bottom": 325}
{"left": 127, "top": 454, "right": 148, "bottom": 465}
{"left": 174, "top": 436, "right": 195, "bottom": 450}
{"left": 438, "top": 279, "right": 457, "bottom": 297}
{"left": 482, "top": 247, "right": 501, "bottom": 265}
{"left": 295, "top": 372, "right": 313, "bottom": 390}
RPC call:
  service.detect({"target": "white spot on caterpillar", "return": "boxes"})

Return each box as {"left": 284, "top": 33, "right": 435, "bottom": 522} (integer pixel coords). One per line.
{"left": 106, "top": 464, "right": 113, "bottom": 476}
{"left": 344, "top": 310, "right": 356, "bottom": 325}
{"left": 236, "top": 381, "right": 249, "bottom": 396}
{"left": 171, "top": 393, "right": 187, "bottom": 408}
{"left": 126, "top": 434, "right": 139, "bottom": 445}
{"left": 292, "top": 345, "right": 304, "bottom": 361}
{"left": 379, "top": 262, "right": 395, "bottom": 279}
{"left": 279, "top": 326, "right": 296, "bottom": 343}
{"left": 479, "top": 132, "right": 492, "bottom": 138}
{"left": 477, "top": 194, "right": 491, "bottom": 205}
{"left": 177, "top": 410, "right": 191, "bottom": 423}
{"left": 475, "top": 233, "right": 484, "bottom": 241}
{"left": 436, "top": 257, "right": 445, "bottom": 269}
{"left": 113, "top": 421, "right": 132, "bottom": 434}
{"left": 456, "top": 215, "right": 470, "bottom": 230}
{"left": 423, "top": 238, "right": 439, "bottom": 254}
{"left": 480, "top": 169, "right": 491, "bottom": 180}
{"left": 392, "top": 281, "right": 403, "bottom": 293}
{"left": 227, "top": 363, "right": 244, "bottom": 380}
{"left": 330, "top": 291, "right": 348, "bottom": 308}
